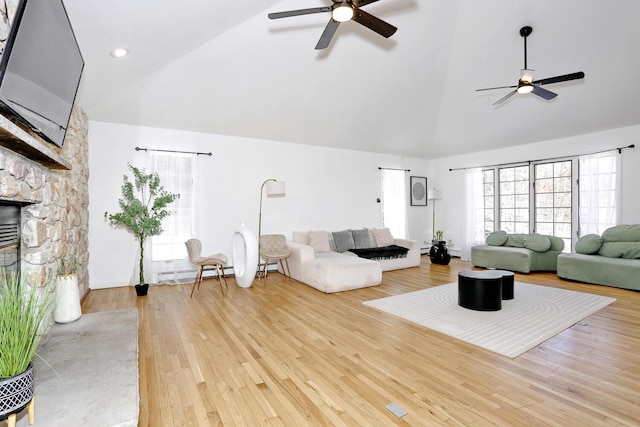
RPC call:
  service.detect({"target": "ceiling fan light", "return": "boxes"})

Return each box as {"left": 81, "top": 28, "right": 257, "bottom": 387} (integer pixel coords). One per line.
{"left": 332, "top": 3, "right": 353, "bottom": 22}
{"left": 517, "top": 83, "right": 534, "bottom": 94}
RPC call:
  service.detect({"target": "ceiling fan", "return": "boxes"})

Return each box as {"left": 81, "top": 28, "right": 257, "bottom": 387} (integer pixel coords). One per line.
{"left": 476, "top": 26, "right": 585, "bottom": 105}
{"left": 268, "top": 0, "right": 397, "bottom": 50}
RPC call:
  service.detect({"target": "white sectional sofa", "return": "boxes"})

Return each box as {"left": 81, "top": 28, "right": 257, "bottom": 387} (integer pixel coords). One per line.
{"left": 283, "top": 228, "right": 421, "bottom": 293}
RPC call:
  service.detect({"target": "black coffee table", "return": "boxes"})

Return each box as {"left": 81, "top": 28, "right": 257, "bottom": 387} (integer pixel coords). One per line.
{"left": 458, "top": 270, "right": 504, "bottom": 311}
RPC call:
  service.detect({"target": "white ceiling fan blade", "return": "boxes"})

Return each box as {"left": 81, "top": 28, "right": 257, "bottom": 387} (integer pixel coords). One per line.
{"left": 520, "top": 69, "right": 535, "bottom": 83}
{"left": 493, "top": 90, "right": 517, "bottom": 105}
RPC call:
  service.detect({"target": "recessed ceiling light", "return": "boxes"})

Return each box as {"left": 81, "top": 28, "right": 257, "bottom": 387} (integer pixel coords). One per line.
{"left": 110, "top": 48, "right": 129, "bottom": 59}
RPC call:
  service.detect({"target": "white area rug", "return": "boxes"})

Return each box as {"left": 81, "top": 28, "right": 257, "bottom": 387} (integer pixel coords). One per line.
{"left": 16, "top": 308, "right": 139, "bottom": 426}
{"left": 364, "top": 282, "right": 615, "bottom": 358}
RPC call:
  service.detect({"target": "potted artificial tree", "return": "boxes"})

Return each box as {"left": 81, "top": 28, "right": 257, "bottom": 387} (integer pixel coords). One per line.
{"left": 0, "top": 272, "right": 52, "bottom": 423}
{"left": 104, "top": 163, "right": 179, "bottom": 296}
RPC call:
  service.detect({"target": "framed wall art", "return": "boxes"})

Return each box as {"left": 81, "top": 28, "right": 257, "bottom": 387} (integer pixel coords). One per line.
{"left": 410, "top": 176, "right": 427, "bottom": 206}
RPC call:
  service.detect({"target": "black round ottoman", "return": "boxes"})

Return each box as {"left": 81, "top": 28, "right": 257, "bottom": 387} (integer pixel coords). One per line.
{"left": 458, "top": 270, "right": 503, "bottom": 311}
{"left": 493, "top": 270, "right": 515, "bottom": 300}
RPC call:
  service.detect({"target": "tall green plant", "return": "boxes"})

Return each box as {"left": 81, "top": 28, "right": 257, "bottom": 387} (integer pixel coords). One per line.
{"left": 104, "top": 163, "right": 179, "bottom": 286}
{"left": 0, "top": 272, "right": 52, "bottom": 379}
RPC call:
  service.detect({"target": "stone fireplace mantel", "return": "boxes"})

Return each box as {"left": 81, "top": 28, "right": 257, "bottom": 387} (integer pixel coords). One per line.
{"left": 0, "top": 115, "right": 71, "bottom": 170}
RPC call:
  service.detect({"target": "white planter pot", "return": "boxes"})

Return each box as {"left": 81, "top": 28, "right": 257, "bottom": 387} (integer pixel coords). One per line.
{"left": 232, "top": 221, "right": 258, "bottom": 288}
{"left": 54, "top": 274, "right": 81, "bottom": 323}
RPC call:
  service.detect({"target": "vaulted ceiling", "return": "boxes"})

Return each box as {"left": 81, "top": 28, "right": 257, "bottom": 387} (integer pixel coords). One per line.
{"left": 64, "top": 0, "right": 640, "bottom": 159}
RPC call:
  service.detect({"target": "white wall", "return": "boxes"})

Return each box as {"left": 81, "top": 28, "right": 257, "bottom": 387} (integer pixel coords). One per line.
{"left": 427, "top": 125, "right": 640, "bottom": 252}
{"left": 88, "top": 121, "right": 430, "bottom": 289}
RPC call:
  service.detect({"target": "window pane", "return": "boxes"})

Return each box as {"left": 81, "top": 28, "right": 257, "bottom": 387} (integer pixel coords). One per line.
{"left": 579, "top": 152, "right": 617, "bottom": 236}
{"left": 534, "top": 161, "right": 572, "bottom": 251}
{"left": 483, "top": 169, "right": 495, "bottom": 234}
{"left": 499, "top": 166, "right": 530, "bottom": 233}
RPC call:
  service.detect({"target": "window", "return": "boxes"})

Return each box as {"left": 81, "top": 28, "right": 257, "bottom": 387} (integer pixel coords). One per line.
{"left": 578, "top": 151, "right": 619, "bottom": 235}
{"left": 482, "top": 169, "right": 495, "bottom": 234}
{"left": 145, "top": 152, "right": 197, "bottom": 284}
{"left": 482, "top": 160, "right": 579, "bottom": 250}
{"left": 534, "top": 161, "right": 572, "bottom": 249}
{"left": 470, "top": 150, "right": 620, "bottom": 255}
{"left": 149, "top": 153, "right": 195, "bottom": 262}
{"left": 381, "top": 169, "right": 407, "bottom": 239}
{"left": 498, "top": 165, "right": 530, "bottom": 234}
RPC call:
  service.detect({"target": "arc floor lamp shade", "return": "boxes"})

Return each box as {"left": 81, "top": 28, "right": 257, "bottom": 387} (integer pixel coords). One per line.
{"left": 265, "top": 180, "right": 286, "bottom": 197}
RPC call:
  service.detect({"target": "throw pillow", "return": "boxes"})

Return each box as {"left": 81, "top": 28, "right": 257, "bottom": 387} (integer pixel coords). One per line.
{"left": 351, "top": 228, "right": 371, "bottom": 249}
{"left": 598, "top": 242, "right": 638, "bottom": 258}
{"left": 332, "top": 230, "right": 355, "bottom": 253}
{"left": 505, "top": 234, "right": 527, "bottom": 248}
{"left": 523, "top": 234, "right": 551, "bottom": 252}
{"left": 292, "top": 231, "right": 309, "bottom": 245}
{"left": 602, "top": 224, "right": 640, "bottom": 242}
{"left": 486, "top": 231, "right": 508, "bottom": 246}
{"left": 575, "top": 234, "right": 603, "bottom": 254}
{"left": 367, "top": 228, "right": 377, "bottom": 247}
{"left": 309, "top": 230, "right": 331, "bottom": 253}
{"left": 548, "top": 235, "right": 565, "bottom": 252}
{"left": 373, "top": 227, "right": 394, "bottom": 247}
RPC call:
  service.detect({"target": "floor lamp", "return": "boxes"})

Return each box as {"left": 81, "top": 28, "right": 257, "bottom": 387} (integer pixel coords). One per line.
{"left": 257, "top": 179, "right": 286, "bottom": 277}
{"left": 428, "top": 189, "right": 442, "bottom": 241}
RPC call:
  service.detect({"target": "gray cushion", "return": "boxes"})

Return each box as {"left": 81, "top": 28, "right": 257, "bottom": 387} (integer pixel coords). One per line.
{"left": 486, "top": 231, "right": 508, "bottom": 246}
{"left": 332, "top": 230, "right": 355, "bottom": 253}
{"left": 523, "top": 234, "right": 551, "bottom": 252}
{"left": 575, "top": 234, "right": 603, "bottom": 254}
{"left": 351, "top": 228, "right": 371, "bottom": 249}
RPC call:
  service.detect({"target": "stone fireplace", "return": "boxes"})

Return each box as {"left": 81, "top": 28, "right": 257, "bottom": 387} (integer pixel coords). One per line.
{"left": 0, "top": 107, "right": 89, "bottom": 295}
{"left": 0, "top": 0, "right": 89, "bottom": 296}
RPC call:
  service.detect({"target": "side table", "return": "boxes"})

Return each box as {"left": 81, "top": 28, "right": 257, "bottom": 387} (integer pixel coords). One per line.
{"left": 429, "top": 240, "right": 451, "bottom": 265}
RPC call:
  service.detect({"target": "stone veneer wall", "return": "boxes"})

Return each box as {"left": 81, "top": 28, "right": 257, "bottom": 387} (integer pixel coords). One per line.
{"left": 0, "top": 106, "right": 90, "bottom": 296}
{"left": 0, "top": 1, "right": 89, "bottom": 296}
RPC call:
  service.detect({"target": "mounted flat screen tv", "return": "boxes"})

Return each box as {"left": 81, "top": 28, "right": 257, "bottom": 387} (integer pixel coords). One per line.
{"left": 0, "top": 0, "right": 84, "bottom": 148}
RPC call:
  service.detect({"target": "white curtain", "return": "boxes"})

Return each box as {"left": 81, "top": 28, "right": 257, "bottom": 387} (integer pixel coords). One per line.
{"left": 578, "top": 150, "right": 620, "bottom": 236}
{"left": 143, "top": 152, "right": 197, "bottom": 285}
{"left": 381, "top": 169, "right": 408, "bottom": 239}
{"left": 462, "top": 168, "right": 485, "bottom": 260}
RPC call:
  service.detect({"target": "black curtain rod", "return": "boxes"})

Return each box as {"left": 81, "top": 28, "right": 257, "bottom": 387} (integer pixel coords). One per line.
{"left": 135, "top": 147, "right": 212, "bottom": 156}
{"left": 379, "top": 167, "right": 410, "bottom": 172}
{"left": 449, "top": 144, "right": 635, "bottom": 172}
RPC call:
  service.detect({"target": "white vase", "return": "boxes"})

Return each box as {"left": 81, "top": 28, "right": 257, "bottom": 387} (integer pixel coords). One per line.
{"left": 232, "top": 221, "right": 258, "bottom": 288}
{"left": 54, "top": 274, "right": 82, "bottom": 323}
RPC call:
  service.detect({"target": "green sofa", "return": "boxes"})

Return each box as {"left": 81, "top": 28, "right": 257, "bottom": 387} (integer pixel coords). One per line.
{"left": 471, "top": 231, "right": 565, "bottom": 273}
{"left": 557, "top": 224, "right": 640, "bottom": 290}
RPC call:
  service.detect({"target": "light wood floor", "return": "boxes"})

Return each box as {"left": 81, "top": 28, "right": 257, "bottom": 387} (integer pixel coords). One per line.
{"left": 82, "top": 257, "right": 640, "bottom": 426}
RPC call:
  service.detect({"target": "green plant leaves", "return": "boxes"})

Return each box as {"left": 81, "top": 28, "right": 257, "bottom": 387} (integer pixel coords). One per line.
{"left": 104, "top": 163, "right": 180, "bottom": 286}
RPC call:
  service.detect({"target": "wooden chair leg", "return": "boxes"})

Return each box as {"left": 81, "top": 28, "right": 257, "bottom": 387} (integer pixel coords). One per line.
{"left": 283, "top": 258, "right": 291, "bottom": 278}
{"left": 215, "top": 264, "right": 225, "bottom": 296}
{"left": 190, "top": 266, "right": 204, "bottom": 298}
{"left": 219, "top": 265, "right": 228, "bottom": 290}
{"left": 262, "top": 257, "right": 269, "bottom": 281}
{"left": 7, "top": 413, "right": 16, "bottom": 427}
